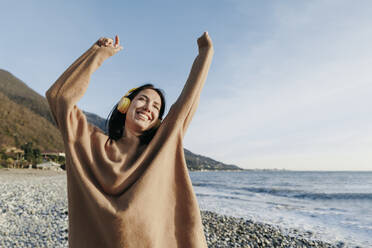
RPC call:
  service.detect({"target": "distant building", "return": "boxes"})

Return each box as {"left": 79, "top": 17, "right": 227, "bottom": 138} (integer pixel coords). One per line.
{"left": 36, "top": 161, "right": 63, "bottom": 171}
{"left": 42, "top": 151, "right": 65, "bottom": 157}
{"left": 2, "top": 146, "right": 24, "bottom": 167}
{"left": 4, "top": 147, "right": 24, "bottom": 154}
{"left": 41, "top": 151, "right": 65, "bottom": 163}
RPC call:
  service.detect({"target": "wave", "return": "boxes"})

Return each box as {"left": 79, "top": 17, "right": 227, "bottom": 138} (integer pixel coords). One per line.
{"left": 240, "top": 187, "right": 303, "bottom": 197}
{"left": 193, "top": 182, "right": 222, "bottom": 187}
{"left": 193, "top": 182, "right": 372, "bottom": 201}
{"left": 196, "top": 193, "right": 243, "bottom": 201}
{"left": 237, "top": 187, "right": 372, "bottom": 201}
{"left": 293, "top": 192, "right": 372, "bottom": 201}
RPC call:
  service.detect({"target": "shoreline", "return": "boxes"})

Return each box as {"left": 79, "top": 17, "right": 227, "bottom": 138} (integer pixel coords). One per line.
{"left": 201, "top": 211, "right": 341, "bottom": 248}
{"left": 0, "top": 169, "right": 350, "bottom": 247}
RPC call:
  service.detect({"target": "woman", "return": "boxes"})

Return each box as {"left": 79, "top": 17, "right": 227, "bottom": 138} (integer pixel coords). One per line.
{"left": 106, "top": 83, "right": 167, "bottom": 144}
{"left": 46, "top": 32, "right": 213, "bottom": 248}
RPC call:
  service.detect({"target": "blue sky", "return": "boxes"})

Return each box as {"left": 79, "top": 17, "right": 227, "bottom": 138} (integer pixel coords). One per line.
{"left": 1, "top": 0, "right": 371, "bottom": 170}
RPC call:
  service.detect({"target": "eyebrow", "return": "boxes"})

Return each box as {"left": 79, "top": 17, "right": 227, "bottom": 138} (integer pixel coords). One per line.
{"left": 139, "top": 94, "right": 161, "bottom": 106}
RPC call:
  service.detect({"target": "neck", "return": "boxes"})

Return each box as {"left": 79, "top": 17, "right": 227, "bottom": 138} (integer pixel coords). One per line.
{"left": 123, "top": 128, "right": 142, "bottom": 143}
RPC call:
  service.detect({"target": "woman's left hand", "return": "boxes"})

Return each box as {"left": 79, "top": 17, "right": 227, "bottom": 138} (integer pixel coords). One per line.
{"left": 197, "top": 32, "right": 213, "bottom": 53}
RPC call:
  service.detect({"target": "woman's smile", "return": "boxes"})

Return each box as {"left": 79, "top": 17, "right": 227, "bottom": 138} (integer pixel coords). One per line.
{"left": 136, "top": 110, "right": 152, "bottom": 121}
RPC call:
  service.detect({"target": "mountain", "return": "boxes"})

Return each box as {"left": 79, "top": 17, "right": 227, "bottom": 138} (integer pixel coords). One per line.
{"left": 184, "top": 149, "right": 242, "bottom": 171}
{"left": 84, "top": 111, "right": 107, "bottom": 131}
{"left": 0, "top": 69, "right": 242, "bottom": 170}
{"left": 0, "top": 90, "right": 65, "bottom": 151}
{"left": 0, "top": 69, "right": 54, "bottom": 124}
{"left": 0, "top": 70, "right": 63, "bottom": 151}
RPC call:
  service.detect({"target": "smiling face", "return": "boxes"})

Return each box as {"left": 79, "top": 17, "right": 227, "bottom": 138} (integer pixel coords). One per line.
{"left": 124, "top": 88, "right": 162, "bottom": 135}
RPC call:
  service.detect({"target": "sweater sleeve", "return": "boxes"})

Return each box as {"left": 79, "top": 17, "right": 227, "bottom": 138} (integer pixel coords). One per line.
{"left": 166, "top": 48, "right": 214, "bottom": 136}
{"left": 45, "top": 42, "right": 116, "bottom": 142}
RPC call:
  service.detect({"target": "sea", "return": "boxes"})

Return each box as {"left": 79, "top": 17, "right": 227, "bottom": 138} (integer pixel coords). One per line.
{"left": 190, "top": 171, "right": 372, "bottom": 248}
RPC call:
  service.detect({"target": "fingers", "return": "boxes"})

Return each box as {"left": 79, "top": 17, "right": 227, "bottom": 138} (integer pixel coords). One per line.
{"left": 114, "top": 35, "right": 123, "bottom": 51}
{"left": 97, "top": 35, "right": 122, "bottom": 50}
{"left": 198, "top": 31, "right": 209, "bottom": 40}
{"left": 115, "top": 35, "right": 120, "bottom": 48}
{"left": 97, "top": 37, "right": 112, "bottom": 47}
{"left": 197, "top": 31, "right": 213, "bottom": 49}
{"left": 102, "top": 37, "right": 114, "bottom": 47}
{"left": 96, "top": 38, "right": 104, "bottom": 46}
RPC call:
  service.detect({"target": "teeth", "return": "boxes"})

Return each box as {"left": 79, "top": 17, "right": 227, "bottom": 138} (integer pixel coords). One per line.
{"left": 138, "top": 112, "right": 149, "bottom": 120}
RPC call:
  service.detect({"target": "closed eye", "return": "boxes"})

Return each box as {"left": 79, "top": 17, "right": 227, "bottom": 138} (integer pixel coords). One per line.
{"left": 138, "top": 94, "right": 160, "bottom": 111}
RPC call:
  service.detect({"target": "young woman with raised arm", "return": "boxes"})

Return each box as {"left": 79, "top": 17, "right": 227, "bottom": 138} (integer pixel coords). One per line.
{"left": 46, "top": 32, "right": 213, "bottom": 248}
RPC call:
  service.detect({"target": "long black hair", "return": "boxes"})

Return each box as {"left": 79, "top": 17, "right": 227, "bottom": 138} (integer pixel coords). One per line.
{"left": 105, "top": 84, "right": 166, "bottom": 143}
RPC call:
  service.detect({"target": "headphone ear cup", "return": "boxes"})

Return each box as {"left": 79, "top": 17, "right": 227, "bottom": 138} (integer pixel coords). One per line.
{"left": 117, "top": 97, "right": 131, "bottom": 114}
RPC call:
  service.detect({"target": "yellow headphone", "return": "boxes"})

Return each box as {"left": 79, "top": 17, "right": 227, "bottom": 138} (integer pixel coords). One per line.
{"left": 117, "top": 87, "right": 138, "bottom": 114}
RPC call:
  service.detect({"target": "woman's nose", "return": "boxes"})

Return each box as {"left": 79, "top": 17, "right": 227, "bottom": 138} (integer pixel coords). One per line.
{"left": 142, "top": 103, "right": 151, "bottom": 112}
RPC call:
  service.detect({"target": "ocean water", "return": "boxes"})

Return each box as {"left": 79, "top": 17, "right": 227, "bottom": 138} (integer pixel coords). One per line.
{"left": 190, "top": 171, "right": 372, "bottom": 247}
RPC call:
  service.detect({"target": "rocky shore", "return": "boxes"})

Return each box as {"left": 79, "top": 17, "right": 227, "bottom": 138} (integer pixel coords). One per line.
{"left": 201, "top": 211, "right": 344, "bottom": 248}
{"left": 0, "top": 169, "right": 351, "bottom": 247}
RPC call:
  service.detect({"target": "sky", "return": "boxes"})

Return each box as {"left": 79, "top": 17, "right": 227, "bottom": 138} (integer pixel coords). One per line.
{"left": 1, "top": 0, "right": 371, "bottom": 170}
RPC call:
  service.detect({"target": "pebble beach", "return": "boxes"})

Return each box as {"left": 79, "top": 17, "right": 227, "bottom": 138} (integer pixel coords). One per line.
{"left": 0, "top": 169, "right": 346, "bottom": 247}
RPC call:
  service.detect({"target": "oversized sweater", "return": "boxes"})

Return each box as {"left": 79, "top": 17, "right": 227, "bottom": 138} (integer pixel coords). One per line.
{"left": 45, "top": 41, "right": 213, "bottom": 248}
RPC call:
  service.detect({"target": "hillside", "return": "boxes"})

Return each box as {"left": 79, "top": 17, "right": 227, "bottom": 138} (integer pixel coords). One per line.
{"left": 84, "top": 111, "right": 107, "bottom": 131}
{"left": 0, "top": 69, "right": 54, "bottom": 124}
{"left": 184, "top": 149, "right": 242, "bottom": 171}
{"left": 0, "top": 91, "right": 64, "bottom": 151}
{"left": 0, "top": 68, "right": 242, "bottom": 170}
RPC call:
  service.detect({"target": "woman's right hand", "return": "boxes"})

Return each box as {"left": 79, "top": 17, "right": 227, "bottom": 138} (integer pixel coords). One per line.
{"left": 96, "top": 35, "right": 123, "bottom": 52}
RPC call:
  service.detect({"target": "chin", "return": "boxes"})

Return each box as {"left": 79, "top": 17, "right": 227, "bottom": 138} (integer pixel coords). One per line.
{"left": 133, "top": 121, "right": 152, "bottom": 132}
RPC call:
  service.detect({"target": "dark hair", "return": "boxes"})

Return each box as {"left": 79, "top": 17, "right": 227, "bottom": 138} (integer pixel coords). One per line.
{"left": 105, "top": 84, "right": 166, "bottom": 143}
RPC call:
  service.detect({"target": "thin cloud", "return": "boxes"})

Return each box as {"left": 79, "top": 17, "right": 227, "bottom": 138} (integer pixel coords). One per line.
{"left": 185, "top": 1, "right": 372, "bottom": 170}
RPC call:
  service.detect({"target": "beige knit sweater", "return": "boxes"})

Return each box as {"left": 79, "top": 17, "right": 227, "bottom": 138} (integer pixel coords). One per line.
{"left": 46, "top": 40, "right": 213, "bottom": 248}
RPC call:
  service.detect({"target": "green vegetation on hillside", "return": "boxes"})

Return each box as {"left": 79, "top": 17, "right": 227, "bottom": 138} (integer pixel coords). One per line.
{"left": 0, "top": 91, "right": 64, "bottom": 151}
{"left": 185, "top": 149, "right": 242, "bottom": 171}
{"left": 0, "top": 69, "right": 54, "bottom": 123}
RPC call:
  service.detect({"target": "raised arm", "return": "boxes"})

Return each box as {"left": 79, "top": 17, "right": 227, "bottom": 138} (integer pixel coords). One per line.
{"left": 167, "top": 32, "right": 214, "bottom": 134}
{"left": 45, "top": 36, "right": 122, "bottom": 134}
